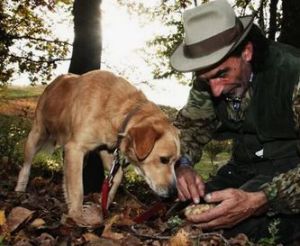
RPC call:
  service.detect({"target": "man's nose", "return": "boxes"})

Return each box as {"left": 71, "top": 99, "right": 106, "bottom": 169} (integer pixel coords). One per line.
{"left": 209, "top": 79, "right": 224, "bottom": 97}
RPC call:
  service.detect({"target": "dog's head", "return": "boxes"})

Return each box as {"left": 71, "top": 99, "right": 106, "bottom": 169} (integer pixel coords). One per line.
{"left": 121, "top": 121, "right": 180, "bottom": 198}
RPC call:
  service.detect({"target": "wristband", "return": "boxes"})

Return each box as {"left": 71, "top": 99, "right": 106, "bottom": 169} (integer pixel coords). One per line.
{"left": 176, "top": 155, "right": 193, "bottom": 167}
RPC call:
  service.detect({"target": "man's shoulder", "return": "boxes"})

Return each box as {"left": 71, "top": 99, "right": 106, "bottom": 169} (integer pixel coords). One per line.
{"left": 272, "top": 41, "right": 300, "bottom": 54}
{"left": 270, "top": 41, "right": 300, "bottom": 62}
{"left": 264, "top": 41, "right": 300, "bottom": 76}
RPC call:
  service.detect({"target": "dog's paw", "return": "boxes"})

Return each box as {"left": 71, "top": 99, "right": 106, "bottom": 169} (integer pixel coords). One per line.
{"left": 64, "top": 203, "right": 103, "bottom": 228}
{"left": 82, "top": 203, "right": 103, "bottom": 226}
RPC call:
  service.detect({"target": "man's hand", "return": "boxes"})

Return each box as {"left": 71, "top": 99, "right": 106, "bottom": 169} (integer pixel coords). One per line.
{"left": 185, "top": 188, "right": 268, "bottom": 229}
{"left": 175, "top": 165, "right": 205, "bottom": 204}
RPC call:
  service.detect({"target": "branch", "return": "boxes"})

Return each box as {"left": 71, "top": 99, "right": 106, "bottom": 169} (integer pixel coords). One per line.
{"left": 8, "top": 34, "right": 72, "bottom": 46}
{"left": 8, "top": 54, "right": 71, "bottom": 64}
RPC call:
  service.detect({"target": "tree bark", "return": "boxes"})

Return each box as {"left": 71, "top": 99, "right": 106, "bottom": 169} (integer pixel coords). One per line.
{"left": 268, "top": 0, "right": 278, "bottom": 40}
{"left": 278, "top": 0, "right": 300, "bottom": 48}
{"left": 68, "top": 0, "right": 102, "bottom": 74}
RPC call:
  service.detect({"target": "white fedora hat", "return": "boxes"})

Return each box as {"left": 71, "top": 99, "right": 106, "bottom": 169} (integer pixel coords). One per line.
{"left": 170, "top": 0, "right": 254, "bottom": 72}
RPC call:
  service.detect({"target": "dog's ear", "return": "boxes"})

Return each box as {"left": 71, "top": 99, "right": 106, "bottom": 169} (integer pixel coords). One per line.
{"left": 126, "top": 125, "right": 162, "bottom": 161}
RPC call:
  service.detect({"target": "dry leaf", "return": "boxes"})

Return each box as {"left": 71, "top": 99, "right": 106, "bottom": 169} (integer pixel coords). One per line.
{"left": 30, "top": 218, "right": 46, "bottom": 229}
{"left": 85, "top": 237, "right": 121, "bottom": 246}
{"left": 0, "top": 210, "right": 6, "bottom": 226}
{"left": 82, "top": 232, "right": 101, "bottom": 242}
{"left": 0, "top": 209, "right": 10, "bottom": 241}
{"left": 7, "top": 207, "right": 34, "bottom": 232}
{"left": 33, "top": 232, "right": 56, "bottom": 246}
{"left": 228, "top": 233, "right": 250, "bottom": 245}
{"left": 168, "top": 228, "right": 192, "bottom": 246}
{"left": 102, "top": 215, "right": 124, "bottom": 240}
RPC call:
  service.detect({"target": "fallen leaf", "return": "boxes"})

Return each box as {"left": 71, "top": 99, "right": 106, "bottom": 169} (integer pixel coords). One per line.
{"left": 102, "top": 215, "right": 124, "bottom": 240}
{"left": 30, "top": 218, "right": 46, "bottom": 229}
{"left": 0, "top": 210, "right": 6, "bottom": 226}
{"left": 82, "top": 232, "right": 101, "bottom": 242}
{"left": 85, "top": 237, "right": 121, "bottom": 246}
{"left": 228, "top": 233, "right": 251, "bottom": 245}
{"left": 168, "top": 228, "right": 192, "bottom": 246}
{"left": 12, "top": 230, "right": 31, "bottom": 246}
{"left": 0, "top": 209, "right": 10, "bottom": 241}
{"left": 32, "top": 232, "right": 56, "bottom": 246}
{"left": 7, "top": 207, "right": 34, "bottom": 233}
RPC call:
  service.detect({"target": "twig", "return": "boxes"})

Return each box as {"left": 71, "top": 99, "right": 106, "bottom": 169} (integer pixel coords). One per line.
{"left": 130, "top": 224, "right": 170, "bottom": 240}
{"left": 192, "top": 232, "right": 230, "bottom": 245}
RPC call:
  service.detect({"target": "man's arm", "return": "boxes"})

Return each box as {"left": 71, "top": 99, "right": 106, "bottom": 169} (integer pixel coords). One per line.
{"left": 174, "top": 81, "right": 220, "bottom": 164}
{"left": 174, "top": 80, "right": 220, "bottom": 202}
{"left": 261, "top": 165, "right": 300, "bottom": 214}
{"left": 187, "top": 166, "right": 300, "bottom": 229}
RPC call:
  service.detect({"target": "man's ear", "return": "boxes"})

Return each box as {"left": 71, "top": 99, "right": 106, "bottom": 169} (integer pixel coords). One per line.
{"left": 126, "top": 125, "right": 162, "bottom": 161}
{"left": 242, "top": 42, "right": 253, "bottom": 62}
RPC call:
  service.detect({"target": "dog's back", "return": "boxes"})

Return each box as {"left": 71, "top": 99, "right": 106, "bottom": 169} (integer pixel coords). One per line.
{"left": 36, "top": 70, "right": 147, "bottom": 147}
{"left": 15, "top": 70, "right": 148, "bottom": 192}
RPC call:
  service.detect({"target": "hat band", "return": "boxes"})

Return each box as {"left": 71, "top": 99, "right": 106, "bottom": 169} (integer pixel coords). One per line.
{"left": 183, "top": 18, "right": 243, "bottom": 58}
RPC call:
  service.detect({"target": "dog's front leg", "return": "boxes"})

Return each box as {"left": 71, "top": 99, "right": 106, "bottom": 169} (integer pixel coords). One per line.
{"left": 64, "top": 143, "right": 102, "bottom": 227}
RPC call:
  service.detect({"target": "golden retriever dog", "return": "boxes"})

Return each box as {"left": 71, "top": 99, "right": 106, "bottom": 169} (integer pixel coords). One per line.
{"left": 15, "top": 70, "right": 180, "bottom": 226}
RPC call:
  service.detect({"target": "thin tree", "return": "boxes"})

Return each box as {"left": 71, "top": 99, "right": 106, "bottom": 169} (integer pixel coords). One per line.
{"left": 68, "top": 0, "right": 102, "bottom": 74}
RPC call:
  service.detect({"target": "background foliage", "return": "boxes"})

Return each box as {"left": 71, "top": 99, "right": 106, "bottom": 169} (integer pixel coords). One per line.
{"left": 118, "top": 0, "right": 300, "bottom": 84}
{"left": 0, "top": 0, "right": 72, "bottom": 86}
{"left": 1, "top": 0, "right": 300, "bottom": 86}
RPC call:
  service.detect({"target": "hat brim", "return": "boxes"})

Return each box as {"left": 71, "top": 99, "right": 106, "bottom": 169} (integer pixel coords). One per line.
{"left": 170, "top": 16, "right": 254, "bottom": 72}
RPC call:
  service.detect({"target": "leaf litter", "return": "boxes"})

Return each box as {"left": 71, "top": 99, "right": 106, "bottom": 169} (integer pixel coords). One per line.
{"left": 0, "top": 161, "right": 253, "bottom": 246}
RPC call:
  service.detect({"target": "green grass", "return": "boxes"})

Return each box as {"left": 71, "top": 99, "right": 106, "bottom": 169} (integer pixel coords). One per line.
{"left": 195, "top": 151, "right": 231, "bottom": 181}
{"left": 0, "top": 85, "right": 44, "bottom": 100}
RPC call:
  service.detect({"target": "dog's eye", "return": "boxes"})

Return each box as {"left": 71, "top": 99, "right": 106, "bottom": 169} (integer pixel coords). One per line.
{"left": 160, "top": 156, "right": 170, "bottom": 164}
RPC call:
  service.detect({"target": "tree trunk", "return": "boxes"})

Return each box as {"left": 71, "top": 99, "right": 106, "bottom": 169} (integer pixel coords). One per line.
{"left": 68, "top": 0, "right": 102, "bottom": 74}
{"left": 68, "top": 0, "right": 104, "bottom": 195}
{"left": 278, "top": 0, "right": 300, "bottom": 48}
{"left": 268, "top": 0, "right": 278, "bottom": 40}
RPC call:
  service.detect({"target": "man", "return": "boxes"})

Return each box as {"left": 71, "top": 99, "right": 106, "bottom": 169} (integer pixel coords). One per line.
{"left": 170, "top": 0, "right": 300, "bottom": 243}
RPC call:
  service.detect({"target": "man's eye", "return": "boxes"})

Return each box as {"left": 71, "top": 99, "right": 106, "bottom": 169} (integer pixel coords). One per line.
{"left": 160, "top": 156, "right": 170, "bottom": 164}
{"left": 218, "top": 72, "right": 227, "bottom": 78}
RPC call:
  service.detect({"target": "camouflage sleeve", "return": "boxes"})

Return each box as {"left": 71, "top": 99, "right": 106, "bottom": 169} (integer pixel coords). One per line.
{"left": 261, "top": 165, "right": 300, "bottom": 214}
{"left": 174, "top": 79, "right": 221, "bottom": 164}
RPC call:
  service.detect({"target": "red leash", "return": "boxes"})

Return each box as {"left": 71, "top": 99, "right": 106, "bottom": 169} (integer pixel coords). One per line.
{"left": 101, "top": 149, "right": 121, "bottom": 217}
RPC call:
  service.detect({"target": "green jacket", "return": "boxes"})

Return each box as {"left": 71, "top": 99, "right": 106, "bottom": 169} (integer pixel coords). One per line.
{"left": 174, "top": 41, "right": 300, "bottom": 214}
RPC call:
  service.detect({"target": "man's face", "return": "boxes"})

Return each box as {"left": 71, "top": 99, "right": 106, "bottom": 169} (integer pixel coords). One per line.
{"left": 197, "top": 42, "right": 253, "bottom": 98}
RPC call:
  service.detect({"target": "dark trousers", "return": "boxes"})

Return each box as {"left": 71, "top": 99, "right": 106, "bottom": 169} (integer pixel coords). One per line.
{"left": 205, "top": 156, "right": 300, "bottom": 244}
{"left": 82, "top": 151, "right": 104, "bottom": 195}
